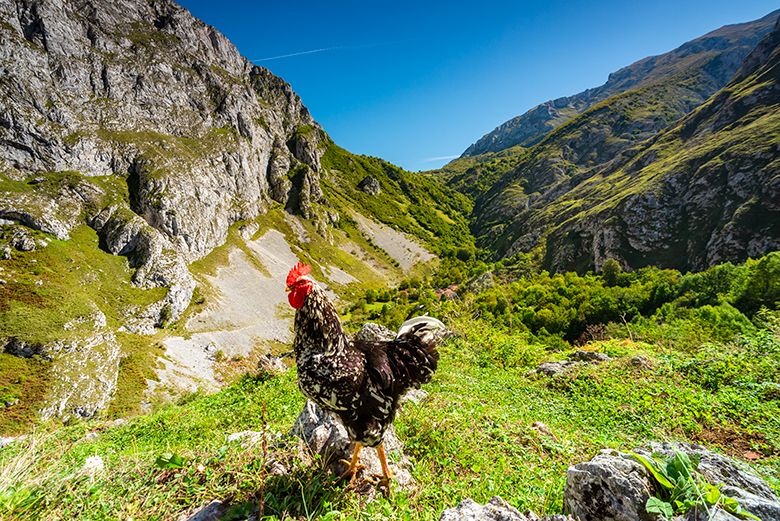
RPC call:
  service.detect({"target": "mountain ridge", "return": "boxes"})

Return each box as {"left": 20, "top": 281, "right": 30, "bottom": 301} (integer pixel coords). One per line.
{"left": 491, "top": 16, "right": 780, "bottom": 272}
{"left": 0, "top": 0, "right": 470, "bottom": 426}
{"left": 460, "top": 9, "right": 780, "bottom": 158}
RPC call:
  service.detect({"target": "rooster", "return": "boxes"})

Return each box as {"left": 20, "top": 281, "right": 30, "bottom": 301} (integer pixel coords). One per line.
{"left": 286, "top": 261, "right": 445, "bottom": 486}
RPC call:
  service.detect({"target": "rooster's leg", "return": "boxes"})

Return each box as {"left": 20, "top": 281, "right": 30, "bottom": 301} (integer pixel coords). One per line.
{"left": 376, "top": 442, "right": 393, "bottom": 488}
{"left": 339, "top": 442, "right": 364, "bottom": 483}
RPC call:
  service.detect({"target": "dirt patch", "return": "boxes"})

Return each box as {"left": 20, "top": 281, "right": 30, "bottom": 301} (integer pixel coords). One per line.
{"left": 153, "top": 230, "right": 299, "bottom": 401}
{"left": 351, "top": 212, "right": 434, "bottom": 271}
{"left": 692, "top": 425, "right": 773, "bottom": 459}
{"left": 324, "top": 264, "right": 358, "bottom": 285}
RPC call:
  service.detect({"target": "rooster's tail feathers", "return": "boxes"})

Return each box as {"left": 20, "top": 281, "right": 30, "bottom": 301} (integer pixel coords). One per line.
{"left": 396, "top": 315, "right": 448, "bottom": 348}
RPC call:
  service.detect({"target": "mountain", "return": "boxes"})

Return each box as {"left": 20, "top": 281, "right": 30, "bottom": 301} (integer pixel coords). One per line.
{"left": 460, "top": 10, "right": 779, "bottom": 158}
{"left": 0, "top": 0, "right": 469, "bottom": 430}
{"left": 539, "top": 17, "right": 780, "bottom": 272}
{"left": 468, "top": 15, "right": 780, "bottom": 272}
{"left": 442, "top": 10, "right": 780, "bottom": 272}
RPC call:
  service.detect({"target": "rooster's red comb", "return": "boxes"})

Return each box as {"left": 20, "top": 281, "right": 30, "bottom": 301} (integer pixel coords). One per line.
{"left": 286, "top": 261, "right": 311, "bottom": 287}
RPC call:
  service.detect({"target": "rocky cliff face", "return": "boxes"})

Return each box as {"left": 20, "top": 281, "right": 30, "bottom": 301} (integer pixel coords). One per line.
{"left": 541, "top": 17, "right": 780, "bottom": 272}
{"left": 488, "top": 16, "right": 780, "bottom": 272}
{"left": 0, "top": 0, "right": 330, "bottom": 324}
{"left": 447, "top": 11, "right": 780, "bottom": 273}
{"left": 460, "top": 10, "right": 779, "bottom": 157}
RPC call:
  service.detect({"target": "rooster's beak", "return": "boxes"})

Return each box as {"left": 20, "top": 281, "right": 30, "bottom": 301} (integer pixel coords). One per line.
{"left": 285, "top": 286, "right": 291, "bottom": 292}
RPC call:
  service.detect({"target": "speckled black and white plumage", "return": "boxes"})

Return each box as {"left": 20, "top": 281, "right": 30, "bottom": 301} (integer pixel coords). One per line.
{"left": 293, "top": 283, "right": 442, "bottom": 447}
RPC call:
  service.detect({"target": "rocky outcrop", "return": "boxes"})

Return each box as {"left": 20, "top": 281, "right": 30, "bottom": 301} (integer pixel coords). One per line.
{"left": 27, "top": 310, "right": 122, "bottom": 422}
{"left": 531, "top": 350, "right": 611, "bottom": 377}
{"left": 440, "top": 497, "right": 574, "bottom": 521}
{"left": 358, "top": 175, "right": 381, "bottom": 195}
{"left": 564, "top": 443, "right": 780, "bottom": 521}
{"left": 291, "top": 400, "right": 414, "bottom": 489}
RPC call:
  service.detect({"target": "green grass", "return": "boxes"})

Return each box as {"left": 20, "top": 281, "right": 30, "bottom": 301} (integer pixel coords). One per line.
{"left": 0, "top": 354, "right": 52, "bottom": 435}
{"left": 0, "top": 319, "right": 777, "bottom": 520}
{"left": 0, "top": 225, "right": 168, "bottom": 433}
{"left": 1, "top": 249, "right": 778, "bottom": 519}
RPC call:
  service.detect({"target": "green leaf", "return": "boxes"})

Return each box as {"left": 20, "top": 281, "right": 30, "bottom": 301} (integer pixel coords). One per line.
{"left": 703, "top": 484, "right": 721, "bottom": 505}
{"left": 666, "top": 450, "right": 694, "bottom": 481}
{"left": 646, "top": 497, "right": 674, "bottom": 520}
{"left": 630, "top": 452, "right": 675, "bottom": 491}
{"left": 155, "top": 452, "right": 187, "bottom": 469}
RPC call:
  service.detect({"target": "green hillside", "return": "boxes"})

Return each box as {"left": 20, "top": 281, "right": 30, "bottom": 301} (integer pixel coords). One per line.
{"left": 1, "top": 254, "right": 777, "bottom": 520}
{"left": 444, "top": 16, "right": 780, "bottom": 272}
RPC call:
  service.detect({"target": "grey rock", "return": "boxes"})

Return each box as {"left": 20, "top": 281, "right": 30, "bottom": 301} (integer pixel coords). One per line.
{"left": 565, "top": 448, "right": 653, "bottom": 521}
{"left": 533, "top": 351, "right": 609, "bottom": 377}
{"left": 11, "top": 232, "right": 36, "bottom": 251}
{"left": 564, "top": 443, "right": 780, "bottom": 521}
{"left": 181, "top": 500, "right": 226, "bottom": 521}
{"left": 439, "top": 496, "right": 575, "bottom": 521}
{"left": 358, "top": 176, "right": 381, "bottom": 195}
{"left": 680, "top": 509, "right": 742, "bottom": 521}
{"left": 1, "top": 246, "right": 10, "bottom": 259}
{"left": 534, "top": 361, "right": 578, "bottom": 377}
{"left": 718, "top": 486, "right": 780, "bottom": 521}
{"left": 568, "top": 350, "right": 610, "bottom": 363}
{"left": 291, "top": 400, "right": 414, "bottom": 488}
{"left": 440, "top": 497, "right": 525, "bottom": 521}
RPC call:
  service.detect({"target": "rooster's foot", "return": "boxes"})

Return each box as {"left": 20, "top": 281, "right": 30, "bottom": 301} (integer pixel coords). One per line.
{"left": 338, "top": 442, "right": 364, "bottom": 484}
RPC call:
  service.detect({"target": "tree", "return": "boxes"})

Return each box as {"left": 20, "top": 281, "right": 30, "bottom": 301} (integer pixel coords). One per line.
{"left": 602, "top": 258, "right": 622, "bottom": 287}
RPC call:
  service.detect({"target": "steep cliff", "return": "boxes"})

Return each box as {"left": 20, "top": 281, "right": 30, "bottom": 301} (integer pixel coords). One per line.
{"left": 484, "top": 17, "right": 780, "bottom": 272}
{"left": 1, "top": 0, "right": 339, "bottom": 321}
{"left": 0, "top": 0, "right": 471, "bottom": 428}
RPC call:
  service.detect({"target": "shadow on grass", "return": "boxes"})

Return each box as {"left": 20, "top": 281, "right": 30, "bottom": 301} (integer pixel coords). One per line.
{"left": 221, "top": 465, "right": 351, "bottom": 521}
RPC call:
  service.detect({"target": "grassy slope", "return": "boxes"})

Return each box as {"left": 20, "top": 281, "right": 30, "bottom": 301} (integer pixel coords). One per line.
{"left": 1, "top": 254, "right": 778, "bottom": 520}
{"left": 0, "top": 223, "right": 166, "bottom": 434}
{"left": 0, "top": 323, "right": 776, "bottom": 520}
{"left": 322, "top": 144, "right": 474, "bottom": 258}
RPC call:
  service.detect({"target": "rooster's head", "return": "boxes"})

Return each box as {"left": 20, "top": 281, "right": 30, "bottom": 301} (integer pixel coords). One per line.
{"left": 286, "top": 261, "right": 314, "bottom": 309}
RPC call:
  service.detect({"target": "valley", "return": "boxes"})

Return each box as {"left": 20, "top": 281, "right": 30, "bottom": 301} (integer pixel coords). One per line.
{"left": 0, "top": 0, "right": 778, "bottom": 519}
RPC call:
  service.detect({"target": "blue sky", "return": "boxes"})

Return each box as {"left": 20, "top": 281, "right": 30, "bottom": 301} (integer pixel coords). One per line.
{"left": 178, "top": 1, "right": 779, "bottom": 171}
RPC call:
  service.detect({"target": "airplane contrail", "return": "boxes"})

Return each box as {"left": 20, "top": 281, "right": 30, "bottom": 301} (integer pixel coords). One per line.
{"left": 423, "top": 155, "right": 460, "bottom": 162}
{"left": 251, "top": 46, "right": 343, "bottom": 62}
{"left": 251, "top": 40, "right": 410, "bottom": 63}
